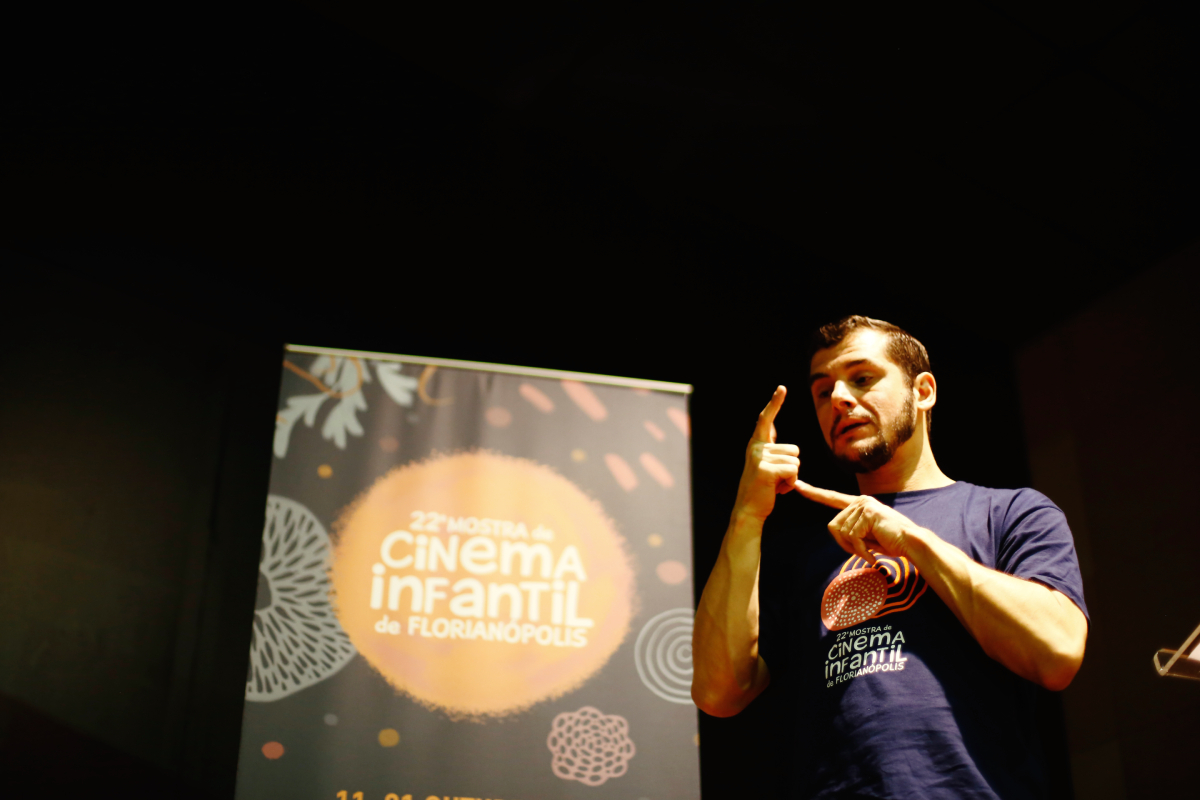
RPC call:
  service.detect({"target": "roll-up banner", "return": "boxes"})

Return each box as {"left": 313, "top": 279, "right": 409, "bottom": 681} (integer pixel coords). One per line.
{"left": 235, "top": 345, "right": 699, "bottom": 800}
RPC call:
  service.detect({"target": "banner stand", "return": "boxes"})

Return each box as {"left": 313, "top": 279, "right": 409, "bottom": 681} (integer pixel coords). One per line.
{"left": 234, "top": 345, "right": 700, "bottom": 800}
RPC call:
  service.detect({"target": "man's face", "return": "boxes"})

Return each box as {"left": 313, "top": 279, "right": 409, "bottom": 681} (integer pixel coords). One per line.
{"left": 808, "top": 329, "right": 918, "bottom": 474}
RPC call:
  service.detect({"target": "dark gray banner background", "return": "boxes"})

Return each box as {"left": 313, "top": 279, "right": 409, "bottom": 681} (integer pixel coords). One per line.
{"left": 234, "top": 351, "right": 699, "bottom": 800}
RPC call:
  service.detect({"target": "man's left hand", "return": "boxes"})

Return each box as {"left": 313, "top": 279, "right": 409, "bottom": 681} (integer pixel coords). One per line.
{"left": 793, "top": 482, "right": 926, "bottom": 564}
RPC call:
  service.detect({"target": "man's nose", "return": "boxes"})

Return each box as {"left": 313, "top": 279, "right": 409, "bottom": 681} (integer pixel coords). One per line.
{"left": 830, "top": 380, "right": 856, "bottom": 409}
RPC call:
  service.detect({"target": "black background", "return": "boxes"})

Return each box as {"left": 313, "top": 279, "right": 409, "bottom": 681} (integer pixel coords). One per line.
{"left": 2, "top": 1, "right": 1198, "bottom": 798}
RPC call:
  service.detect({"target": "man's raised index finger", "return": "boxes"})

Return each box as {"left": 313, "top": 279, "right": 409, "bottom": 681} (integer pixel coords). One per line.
{"left": 753, "top": 385, "right": 787, "bottom": 442}
{"left": 794, "top": 481, "right": 856, "bottom": 510}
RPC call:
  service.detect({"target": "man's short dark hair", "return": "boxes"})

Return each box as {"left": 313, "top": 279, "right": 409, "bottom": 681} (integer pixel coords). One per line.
{"left": 806, "top": 315, "right": 933, "bottom": 432}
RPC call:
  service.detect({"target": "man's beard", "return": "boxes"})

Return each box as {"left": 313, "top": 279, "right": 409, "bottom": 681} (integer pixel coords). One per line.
{"left": 832, "top": 394, "right": 917, "bottom": 475}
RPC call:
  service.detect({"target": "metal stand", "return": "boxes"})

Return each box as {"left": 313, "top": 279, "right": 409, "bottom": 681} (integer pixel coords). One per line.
{"left": 1153, "top": 622, "right": 1200, "bottom": 681}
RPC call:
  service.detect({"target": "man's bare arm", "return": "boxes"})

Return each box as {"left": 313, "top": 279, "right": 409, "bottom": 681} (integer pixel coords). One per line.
{"left": 799, "top": 484, "right": 1087, "bottom": 691}
{"left": 903, "top": 528, "right": 1086, "bottom": 690}
{"left": 692, "top": 513, "right": 770, "bottom": 716}
{"left": 692, "top": 387, "right": 800, "bottom": 716}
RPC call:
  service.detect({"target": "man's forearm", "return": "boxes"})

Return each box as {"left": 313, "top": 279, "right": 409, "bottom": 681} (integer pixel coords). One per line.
{"left": 691, "top": 512, "right": 770, "bottom": 716}
{"left": 903, "top": 526, "right": 1087, "bottom": 690}
{"left": 694, "top": 386, "right": 800, "bottom": 715}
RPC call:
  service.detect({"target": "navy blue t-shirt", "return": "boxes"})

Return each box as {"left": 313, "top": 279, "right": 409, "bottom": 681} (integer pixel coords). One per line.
{"left": 758, "top": 482, "right": 1088, "bottom": 800}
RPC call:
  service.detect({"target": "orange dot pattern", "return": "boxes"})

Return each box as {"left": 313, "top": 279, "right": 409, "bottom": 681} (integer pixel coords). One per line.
{"left": 821, "top": 568, "right": 887, "bottom": 631}
{"left": 821, "top": 553, "right": 929, "bottom": 631}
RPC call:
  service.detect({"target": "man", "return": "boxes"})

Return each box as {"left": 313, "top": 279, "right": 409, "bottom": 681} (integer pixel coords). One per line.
{"left": 692, "top": 315, "right": 1088, "bottom": 799}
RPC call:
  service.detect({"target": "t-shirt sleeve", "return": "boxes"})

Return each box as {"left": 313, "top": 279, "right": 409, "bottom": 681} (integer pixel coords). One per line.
{"left": 994, "top": 489, "right": 1089, "bottom": 619}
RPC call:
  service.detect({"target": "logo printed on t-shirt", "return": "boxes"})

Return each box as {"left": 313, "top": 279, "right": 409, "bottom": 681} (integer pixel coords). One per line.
{"left": 820, "top": 552, "right": 927, "bottom": 631}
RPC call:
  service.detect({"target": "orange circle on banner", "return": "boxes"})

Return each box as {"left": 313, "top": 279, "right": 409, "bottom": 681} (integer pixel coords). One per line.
{"left": 656, "top": 560, "right": 688, "bottom": 585}
{"left": 331, "top": 452, "right": 636, "bottom": 719}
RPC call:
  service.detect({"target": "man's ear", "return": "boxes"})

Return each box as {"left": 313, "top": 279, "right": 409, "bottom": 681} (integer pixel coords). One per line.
{"left": 914, "top": 372, "right": 937, "bottom": 411}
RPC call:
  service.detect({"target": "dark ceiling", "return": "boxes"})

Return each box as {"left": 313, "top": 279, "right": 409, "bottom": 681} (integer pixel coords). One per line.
{"left": 4, "top": 0, "right": 1197, "bottom": 349}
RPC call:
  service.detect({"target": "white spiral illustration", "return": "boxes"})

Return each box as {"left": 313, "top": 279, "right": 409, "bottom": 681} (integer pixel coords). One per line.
{"left": 246, "top": 495, "right": 356, "bottom": 702}
{"left": 634, "top": 607, "right": 695, "bottom": 704}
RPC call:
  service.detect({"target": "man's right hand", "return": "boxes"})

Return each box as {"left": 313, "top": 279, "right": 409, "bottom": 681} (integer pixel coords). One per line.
{"left": 732, "top": 385, "right": 801, "bottom": 523}
{"left": 693, "top": 385, "right": 795, "bottom": 715}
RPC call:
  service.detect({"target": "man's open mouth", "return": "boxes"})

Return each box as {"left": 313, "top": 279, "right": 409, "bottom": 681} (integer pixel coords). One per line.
{"left": 836, "top": 419, "right": 869, "bottom": 438}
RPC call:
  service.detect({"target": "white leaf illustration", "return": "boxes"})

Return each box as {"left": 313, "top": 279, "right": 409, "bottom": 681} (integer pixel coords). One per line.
{"left": 274, "top": 394, "right": 328, "bottom": 458}
{"left": 316, "top": 356, "right": 369, "bottom": 449}
{"left": 375, "top": 362, "right": 418, "bottom": 407}
{"left": 274, "top": 356, "right": 371, "bottom": 457}
{"left": 321, "top": 392, "right": 367, "bottom": 449}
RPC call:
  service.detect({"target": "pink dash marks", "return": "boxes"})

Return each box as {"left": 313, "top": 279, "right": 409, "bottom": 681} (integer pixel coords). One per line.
{"left": 666, "top": 406, "right": 690, "bottom": 437}
{"left": 656, "top": 560, "right": 688, "bottom": 585}
{"left": 605, "top": 453, "right": 639, "bottom": 491}
{"left": 639, "top": 453, "right": 674, "bottom": 488}
{"left": 519, "top": 382, "right": 555, "bottom": 413}
{"left": 643, "top": 420, "right": 666, "bottom": 441}
{"left": 562, "top": 380, "right": 608, "bottom": 422}
{"left": 485, "top": 406, "right": 513, "bottom": 428}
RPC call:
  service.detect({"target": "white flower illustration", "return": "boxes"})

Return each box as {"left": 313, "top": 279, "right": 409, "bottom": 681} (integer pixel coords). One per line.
{"left": 376, "top": 362, "right": 419, "bottom": 406}
{"left": 273, "top": 356, "right": 418, "bottom": 458}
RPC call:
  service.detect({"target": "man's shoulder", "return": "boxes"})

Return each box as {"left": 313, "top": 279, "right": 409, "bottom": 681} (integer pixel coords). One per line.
{"left": 952, "top": 481, "right": 1061, "bottom": 516}
{"left": 948, "top": 483, "right": 1074, "bottom": 555}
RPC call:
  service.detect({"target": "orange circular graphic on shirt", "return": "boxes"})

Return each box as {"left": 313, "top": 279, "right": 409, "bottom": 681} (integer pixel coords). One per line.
{"left": 331, "top": 451, "right": 636, "bottom": 719}
{"left": 820, "top": 552, "right": 928, "bottom": 631}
